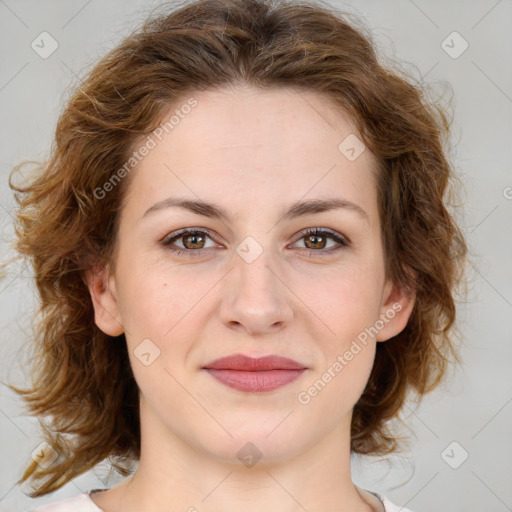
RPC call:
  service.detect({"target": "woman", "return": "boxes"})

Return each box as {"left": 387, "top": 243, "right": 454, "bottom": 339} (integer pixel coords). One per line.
{"left": 6, "top": 0, "right": 468, "bottom": 510}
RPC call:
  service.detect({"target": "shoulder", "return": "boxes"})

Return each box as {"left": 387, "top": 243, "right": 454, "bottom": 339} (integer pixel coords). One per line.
{"left": 27, "top": 492, "right": 103, "bottom": 512}
{"left": 376, "top": 492, "right": 417, "bottom": 512}
{"left": 27, "top": 489, "right": 416, "bottom": 512}
{"left": 361, "top": 486, "right": 416, "bottom": 512}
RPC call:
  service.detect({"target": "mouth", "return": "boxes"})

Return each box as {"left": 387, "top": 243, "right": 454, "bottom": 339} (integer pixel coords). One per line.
{"left": 202, "top": 354, "right": 307, "bottom": 392}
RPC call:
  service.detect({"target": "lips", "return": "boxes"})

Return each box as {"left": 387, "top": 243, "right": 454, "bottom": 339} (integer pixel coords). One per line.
{"left": 202, "top": 354, "right": 307, "bottom": 392}
{"left": 203, "top": 354, "right": 306, "bottom": 371}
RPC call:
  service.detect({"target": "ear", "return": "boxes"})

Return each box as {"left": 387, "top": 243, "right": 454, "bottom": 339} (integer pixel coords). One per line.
{"left": 85, "top": 264, "right": 124, "bottom": 337}
{"left": 375, "top": 272, "right": 416, "bottom": 343}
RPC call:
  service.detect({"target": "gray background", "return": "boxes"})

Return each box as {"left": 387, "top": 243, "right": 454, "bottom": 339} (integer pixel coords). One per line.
{"left": 0, "top": 1, "right": 511, "bottom": 511}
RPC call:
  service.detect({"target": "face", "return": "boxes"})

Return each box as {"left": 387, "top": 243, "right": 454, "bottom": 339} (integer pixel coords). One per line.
{"left": 88, "top": 84, "right": 415, "bottom": 465}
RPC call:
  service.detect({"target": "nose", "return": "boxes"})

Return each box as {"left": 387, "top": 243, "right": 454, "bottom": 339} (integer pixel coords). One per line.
{"left": 219, "top": 247, "right": 294, "bottom": 336}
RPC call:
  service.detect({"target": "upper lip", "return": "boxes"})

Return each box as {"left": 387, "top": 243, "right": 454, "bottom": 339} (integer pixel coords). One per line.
{"left": 203, "top": 354, "right": 306, "bottom": 371}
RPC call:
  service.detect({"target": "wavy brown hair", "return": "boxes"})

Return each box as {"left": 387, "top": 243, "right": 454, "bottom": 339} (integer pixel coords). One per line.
{"left": 4, "top": 0, "right": 468, "bottom": 497}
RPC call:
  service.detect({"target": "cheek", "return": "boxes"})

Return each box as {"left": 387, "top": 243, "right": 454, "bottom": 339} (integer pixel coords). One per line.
{"left": 305, "top": 264, "right": 382, "bottom": 394}
{"left": 310, "top": 264, "right": 383, "bottom": 333}
{"left": 119, "top": 270, "right": 202, "bottom": 403}
{"left": 115, "top": 260, "right": 219, "bottom": 396}
{"left": 115, "top": 254, "right": 212, "bottom": 335}
{"left": 300, "top": 282, "right": 378, "bottom": 413}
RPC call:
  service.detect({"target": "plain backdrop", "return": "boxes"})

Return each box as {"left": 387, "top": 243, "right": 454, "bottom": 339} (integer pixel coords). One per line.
{"left": 0, "top": 1, "right": 511, "bottom": 511}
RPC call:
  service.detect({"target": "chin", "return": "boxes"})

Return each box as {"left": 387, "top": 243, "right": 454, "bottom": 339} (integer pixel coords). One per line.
{"left": 189, "top": 419, "right": 315, "bottom": 468}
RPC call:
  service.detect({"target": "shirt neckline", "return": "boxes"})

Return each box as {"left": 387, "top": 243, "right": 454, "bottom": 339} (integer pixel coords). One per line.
{"left": 355, "top": 485, "right": 386, "bottom": 512}
{"left": 366, "top": 490, "right": 386, "bottom": 511}
{"left": 87, "top": 489, "right": 107, "bottom": 511}
{"left": 87, "top": 486, "right": 387, "bottom": 512}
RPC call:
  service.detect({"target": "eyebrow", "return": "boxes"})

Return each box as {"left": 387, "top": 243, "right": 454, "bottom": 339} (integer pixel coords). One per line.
{"left": 142, "top": 196, "right": 369, "bottom": 224}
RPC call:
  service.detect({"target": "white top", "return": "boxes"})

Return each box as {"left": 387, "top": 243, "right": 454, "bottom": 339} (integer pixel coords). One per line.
{"left": 27, "top": 489, "right": 416, "bottom": 512}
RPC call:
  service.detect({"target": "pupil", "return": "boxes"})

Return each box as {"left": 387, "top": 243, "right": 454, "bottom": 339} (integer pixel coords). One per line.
{"left": 307, "top": 235, "right": 324, "bottom": 249}
{"left": 186, "top": 234, "right": 203, "bottom": 248}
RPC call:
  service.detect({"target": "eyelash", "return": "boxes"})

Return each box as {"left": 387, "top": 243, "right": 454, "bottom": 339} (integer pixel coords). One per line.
{"left": 161, "top": 227, "right": 350, "bottom": 257}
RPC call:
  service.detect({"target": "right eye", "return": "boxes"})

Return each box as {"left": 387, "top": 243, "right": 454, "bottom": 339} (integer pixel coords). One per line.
{"left": 161, "top": 228, "right": 219, "bottom": 256}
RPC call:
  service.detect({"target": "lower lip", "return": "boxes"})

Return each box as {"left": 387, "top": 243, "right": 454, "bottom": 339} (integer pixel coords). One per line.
{"left": 204, "top": 369, "right": 306, "bottom": 392}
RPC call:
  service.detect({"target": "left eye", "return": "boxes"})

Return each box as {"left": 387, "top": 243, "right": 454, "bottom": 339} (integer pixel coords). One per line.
{"left": 161, "top": 227, "right": 349, "bottom": 256}
{"left": 293, "top": 228, "right": 349, "bottom": 252}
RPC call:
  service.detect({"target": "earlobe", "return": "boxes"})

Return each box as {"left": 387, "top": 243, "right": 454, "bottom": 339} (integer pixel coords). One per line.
{"left": 85, "top": 265, "right": 124, "bottom": 337}
{"left": 375, "top": 277, "right": 416, "bottom": 343}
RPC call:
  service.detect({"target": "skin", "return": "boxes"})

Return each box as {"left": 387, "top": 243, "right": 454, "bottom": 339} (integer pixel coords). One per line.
{"left": 86, "top": 84, "right": 415, "bottom": 512}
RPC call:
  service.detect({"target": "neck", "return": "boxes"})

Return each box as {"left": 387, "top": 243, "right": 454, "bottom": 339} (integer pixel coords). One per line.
{"left": 94, "top": 397, "right": 377, "bottom": 512}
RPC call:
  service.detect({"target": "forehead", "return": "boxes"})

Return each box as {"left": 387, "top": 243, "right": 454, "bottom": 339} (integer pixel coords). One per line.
{"left": 167, "top": 84, "right": 364, "bottom": 155}
{"left": 121, "top": 85, "right": 380, "bottom": 226}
